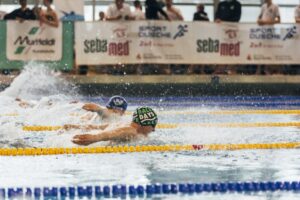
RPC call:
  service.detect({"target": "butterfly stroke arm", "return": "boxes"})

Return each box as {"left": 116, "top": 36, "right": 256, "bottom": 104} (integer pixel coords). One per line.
{"left": 72, "top": 126, "right": 137, "bottom": 145}
{"left": 82, "top": 103, "right": 103, "bottom": 112}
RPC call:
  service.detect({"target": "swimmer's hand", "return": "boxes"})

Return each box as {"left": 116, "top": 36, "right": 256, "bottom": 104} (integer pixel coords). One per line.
{"left": 72, "top": 134, "right": 97, "bottom": 146}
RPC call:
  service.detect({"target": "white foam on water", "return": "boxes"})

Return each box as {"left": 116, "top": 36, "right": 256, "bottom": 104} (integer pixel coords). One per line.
{"left": 0, "top": 63, "right": 99, "bottom": 148}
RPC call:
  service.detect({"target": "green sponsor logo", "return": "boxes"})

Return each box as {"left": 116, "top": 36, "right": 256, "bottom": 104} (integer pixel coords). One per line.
{"left": 28, "top": 27, "right": 39, "bottom": 35}
{"left": 14, "top": 46, "right": 26, "bottom": 54}
{"left": 13, "top": 26, "right": 55, "bottom": 55}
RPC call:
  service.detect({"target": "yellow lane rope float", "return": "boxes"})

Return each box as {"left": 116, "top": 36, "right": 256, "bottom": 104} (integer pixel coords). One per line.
{"left": 4, "top": 110, "right": 300, "bottom": 117}
{"left": 0, "top": 142, "right": 299, "bottom": 156}
{"left": 22, "top": 122, "right": 300, "bottom": 131}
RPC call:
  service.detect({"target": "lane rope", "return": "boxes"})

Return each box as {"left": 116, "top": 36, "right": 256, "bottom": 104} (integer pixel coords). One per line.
{"left": 0, "top": 142, "right": 299, "bottom": 156}
{"left": 22, "top": 122, "right": 300, "bottom": 131}
{"left": 2, "top": 181, "right": 300, "bottom": 198}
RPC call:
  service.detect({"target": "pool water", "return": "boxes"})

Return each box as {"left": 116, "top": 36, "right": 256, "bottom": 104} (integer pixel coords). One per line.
{"left": 0, "top": 64, "right": 300, "bottom": 199}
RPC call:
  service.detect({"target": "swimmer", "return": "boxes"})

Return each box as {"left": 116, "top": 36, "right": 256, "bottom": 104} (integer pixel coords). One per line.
{"left": 82, "top": 96, "right": 128, "bottom": 120}
{"left": 72, "top": 107, "right": 158, "bottom": 145}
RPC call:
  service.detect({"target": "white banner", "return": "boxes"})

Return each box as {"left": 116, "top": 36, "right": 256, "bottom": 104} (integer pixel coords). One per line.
{"left": 75, "top": 21, "right": 300, "bottom": 65}
{"left": 0, "top": 11, "right": 6, "bottom": 20}
{"left": 6, "top": 21, "right": 62, "bottom": 61}
{"left": 54, "top": 0, "right": 84, "bottom": 21}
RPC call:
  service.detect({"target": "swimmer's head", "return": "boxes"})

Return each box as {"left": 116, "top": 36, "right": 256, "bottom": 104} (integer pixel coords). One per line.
{"left": 132, "top": 107, "right": 158, "bottom": 129}
{"left": 106, "top": 96, "right": 128, "bottom": 113}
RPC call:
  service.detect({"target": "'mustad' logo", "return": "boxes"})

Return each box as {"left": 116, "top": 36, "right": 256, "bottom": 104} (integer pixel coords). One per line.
{"left": 14, "top": 26, "right": 55, "bottom": 55}
{"left": 14, "top": 27, "right": 39, "bottom": 54}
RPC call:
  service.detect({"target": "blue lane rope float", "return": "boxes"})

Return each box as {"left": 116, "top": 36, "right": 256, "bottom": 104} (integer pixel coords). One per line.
{"left": 2, "top": 181, "right": 300, "bottom": 198}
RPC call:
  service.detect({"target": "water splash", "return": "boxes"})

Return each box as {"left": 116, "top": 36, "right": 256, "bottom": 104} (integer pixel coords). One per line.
{"left": 0, "top": 63, "right": 90, "bottom": 147}
{"left": 0, "top": 62, "right": 78, "bottom": 101}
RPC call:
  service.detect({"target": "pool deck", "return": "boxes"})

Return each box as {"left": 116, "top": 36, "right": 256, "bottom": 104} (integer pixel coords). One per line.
{"left": 1, "top": 74, "right": 300, "bottom": 96}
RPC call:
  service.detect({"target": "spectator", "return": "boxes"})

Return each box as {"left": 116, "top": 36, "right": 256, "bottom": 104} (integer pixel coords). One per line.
{"left": 39, "top": 0, "right": 59, "bottom": 27}
{"left": 214, "top": 0, "right": 241, "bottom": 75}
{"left": 215, "top": 0, "right": 241, "bottom": 22}
{"left": 257, "top": 0, "right": 280, "bottom": 25}
{"left": 190, "top": 4, "right": 209, "bottom": 74}
{"left": 132, "top": 0, "right": 145, "bottom": 20}
{"left": 193, "top": 4, "right": 209, "bottom": 21}
{"left": 32, "top": 6, "right": 42, "bottom": 20}
{"left": 4, "top": 0, "right": 36, "bottom": 21}
{"left": 106, "top": 0, "right": 132, "bottom": 21}
{"left": 145, "top": 0, "right": 169, "bottom": 20}
{"left": 99, "top": 11, "right": 106, "bottom": 21}
{"left": 164, "top": 0, "right": 183, "bottom": 21}
{"left": 257, "top": 0, "right": 281, "bottom": 74}
{"left": 162, "top": 0, "right": 185, "bottom": 74}
{"left": 295, "top": 4, "right": 300, "bottom": 23}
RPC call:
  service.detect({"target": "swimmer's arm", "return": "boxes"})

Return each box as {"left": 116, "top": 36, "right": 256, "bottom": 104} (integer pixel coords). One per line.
{"left": 72, "top": 127, "right": 137, "bottom": 145}
{"left": 82, "top": 103, "right": 103, "bottom": 112}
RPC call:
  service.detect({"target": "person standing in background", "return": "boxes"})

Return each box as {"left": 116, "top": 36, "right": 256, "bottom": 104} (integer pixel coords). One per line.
{"left": 106, "top": 0, "right": 132, "bottom": 21}
{"left": 4, "top": 0, "right": 36, "bottom": 21}
{"left": 295, "top": 3, "right": 300, "bottom": 23}
{"left": 215, "top": 0, "right": 241, "bottom": 23}
{"left": 214, "top": 0, "right": 241, "bottom": 75}
{"left": 39, "top": 0, "right": 59, "bottom": 27}
{"left": 193, "top": 4, "right": 209, "bottom": 21}
{"left": 132, "top": 0, "right": 145, "bottom": 20}
{"left": 257, "top": 0, "right": 281, "bottom": 75}
{"left": 189, "top": 4, "right": 209, "bottom": 75}
{"left": 257, "top": 0, "right": 280, "bottom": 25}
{"left": 145, "top": 0, "right": 169, "bottom": 20}
{"left": 99, "top": 11, "right": 106, "bottom": 21}
{"left": 164, "top": 0, "right": 183, "bottom": 21}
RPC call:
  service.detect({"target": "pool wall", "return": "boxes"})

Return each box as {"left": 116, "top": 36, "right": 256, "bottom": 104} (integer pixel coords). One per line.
{"left": 1, "top": 75, "right": 300, "bottom": 96}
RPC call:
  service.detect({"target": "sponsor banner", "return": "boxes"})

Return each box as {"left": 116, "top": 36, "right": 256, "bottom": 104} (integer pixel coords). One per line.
{"left": 54, "top": 0, "right": 84, "bottom": 21}
{"left": 0, "top": 11, "right": 6, "bottom": 20}
{"left": 6, "top": 21, "right": 62, "bottom": 61}
{"left": 75, "top": 21, "right": 300, "bottom": 65}
{"left": 75, "top": 21, "right": 191, "bottom": 65}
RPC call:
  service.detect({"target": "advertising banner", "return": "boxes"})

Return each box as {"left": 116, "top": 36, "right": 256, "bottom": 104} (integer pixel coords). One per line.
{"left": 75, "top": 21, "right": 300, "bottom": 65}
{"left": 0, "top": 11, "right": 6, "bottom": 20}
{"left": 6, "top": 21, "right": 62, "bottom": 61}
{"left": 54, "top": 0, "right": 84, "bottom": 21}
